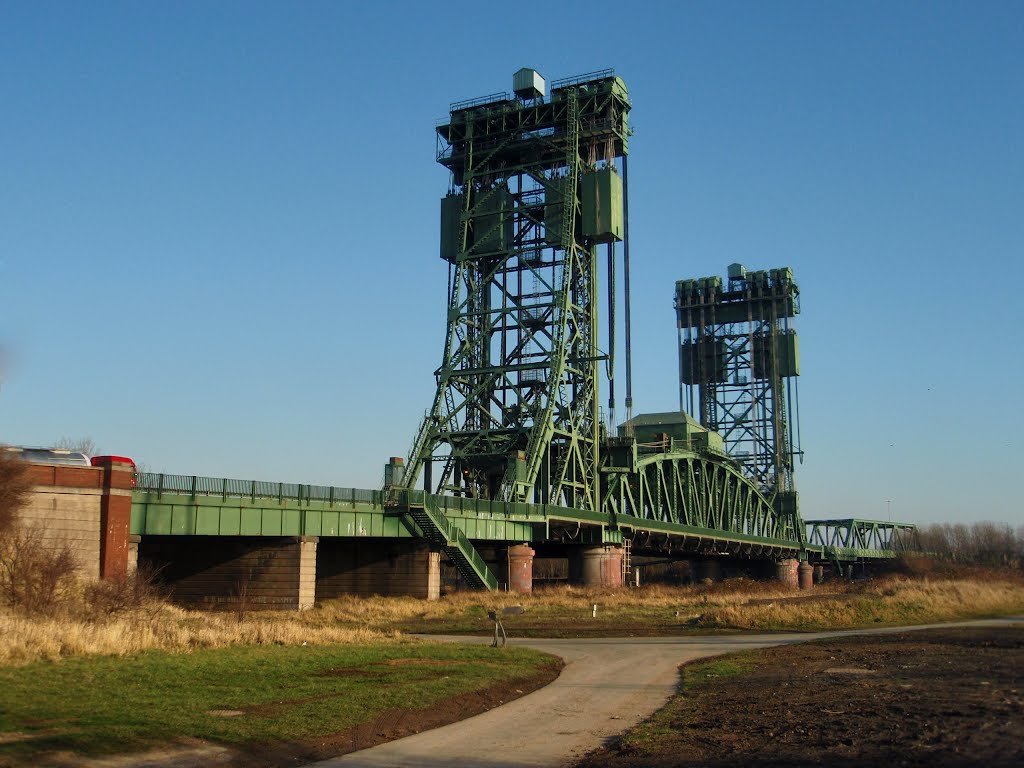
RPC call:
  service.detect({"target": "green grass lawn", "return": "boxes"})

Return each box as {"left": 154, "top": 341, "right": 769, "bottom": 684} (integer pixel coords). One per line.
{"left": 0, "top": 641, "right": 558, "bottom": 762}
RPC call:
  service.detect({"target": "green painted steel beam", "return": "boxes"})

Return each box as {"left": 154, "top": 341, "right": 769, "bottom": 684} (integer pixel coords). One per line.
{"left": 132, "top": 477, "right": 919, "bottom": 563}
{"left": 130, "top": 493, "right": 410, "bottom": 538}
{"left": 613, "top": 513, "right": 801, "bottom": 551}
{"left": 805, "top": 518, "right": 917, "bottom": 555}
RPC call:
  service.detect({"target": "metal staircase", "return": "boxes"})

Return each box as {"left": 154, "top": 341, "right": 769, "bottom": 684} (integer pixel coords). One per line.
{"left": 400, "top": 493, "right": 498, "bottom": 590}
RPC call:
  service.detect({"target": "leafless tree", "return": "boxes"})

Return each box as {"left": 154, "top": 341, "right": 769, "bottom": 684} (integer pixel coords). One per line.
{"left": 54, "top": 436, "right": 99, "bottom": 456}
{"left": 916, "top": 521, "right": 1023, "bottom": 569}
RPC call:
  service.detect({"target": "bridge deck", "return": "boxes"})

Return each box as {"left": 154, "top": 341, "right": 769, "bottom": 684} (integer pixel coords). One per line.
{"left": 131, "top": 474, "right": 909, "bottom": 564}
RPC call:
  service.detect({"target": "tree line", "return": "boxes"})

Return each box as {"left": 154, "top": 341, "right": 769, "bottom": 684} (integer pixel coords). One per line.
{"left": 912, "top": 522, "right": 1023, "bottom": 569}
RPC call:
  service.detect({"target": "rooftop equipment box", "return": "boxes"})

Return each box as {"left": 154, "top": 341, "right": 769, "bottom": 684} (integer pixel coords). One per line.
{"left": 513, "top": 68, "right": 546, "bottom": 100}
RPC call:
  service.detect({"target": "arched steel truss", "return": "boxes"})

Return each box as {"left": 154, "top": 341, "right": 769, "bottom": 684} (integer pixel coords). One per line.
{"left": 600, "top": 450, "right": 800, "bottom": 543}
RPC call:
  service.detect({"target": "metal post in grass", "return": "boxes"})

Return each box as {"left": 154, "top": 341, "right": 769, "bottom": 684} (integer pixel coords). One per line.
{"left": 487, "top": 610, "right": 507, "bottom": 648}
{"left": 489, "top": 605, "right": 524, "bottom": 647}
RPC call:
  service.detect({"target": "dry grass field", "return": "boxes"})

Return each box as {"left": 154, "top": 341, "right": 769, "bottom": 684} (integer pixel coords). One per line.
{"left": 1, "top": 561, "right": 1022, "bottom": 666}
{"left": 302, "top": 569, "right": 1024, "bottom": 637}
{"left": 0, "top": 602, "right": 397, "bottom": 666}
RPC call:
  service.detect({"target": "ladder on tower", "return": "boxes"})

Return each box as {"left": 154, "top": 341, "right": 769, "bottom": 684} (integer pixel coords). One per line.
{"left": 622, "top": 537, "right": 632, "bottom": 585}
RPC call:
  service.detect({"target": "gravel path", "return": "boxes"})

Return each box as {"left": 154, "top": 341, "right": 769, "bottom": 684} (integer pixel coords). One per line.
{"left": 308, "top": 618, "right": 1022, "bottom": 768}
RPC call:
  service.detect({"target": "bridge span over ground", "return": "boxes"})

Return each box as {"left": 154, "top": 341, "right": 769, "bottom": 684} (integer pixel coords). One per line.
{"left": 129, "top": 472, "right": 915, "bottom": 608}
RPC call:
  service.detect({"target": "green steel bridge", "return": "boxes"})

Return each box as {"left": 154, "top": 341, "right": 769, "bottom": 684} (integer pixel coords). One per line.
{"left": 130, "top": 68, "right": 921, "bottom": 592}
{"left": 131, "top": 472, "right": 917, "bottom": 591}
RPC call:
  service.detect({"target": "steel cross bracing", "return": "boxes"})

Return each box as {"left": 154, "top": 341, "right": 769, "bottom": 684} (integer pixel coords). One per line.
{"left": 675, "top": 272, "right": 802, "bottom": 495}
{"left": 806, "top": 519, "right": 918, "bottom": 559}
{"left": 402, "top": 73, "right": 631, "bottom": 513}
{"left": 599, "top": 445, "right": 797, "bottom": 542}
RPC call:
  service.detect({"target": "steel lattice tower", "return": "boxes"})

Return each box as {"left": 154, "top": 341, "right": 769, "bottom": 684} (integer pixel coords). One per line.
{"left": 403, "top": 69, "right": 632, "bottom": 511}
{"left": 675, "top": 266, "right": 803, "bottom": 501}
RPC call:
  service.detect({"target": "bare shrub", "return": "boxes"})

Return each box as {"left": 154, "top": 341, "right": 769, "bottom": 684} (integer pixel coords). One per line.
{"left": 0, "top": 523, "right": 79, "bottom": 616}
{"left": 82, "top": 564, "right": 168, "bottom": 619}
{"left": 0, "top": 447, "right": 32, "bottom": 537}
{"left": 233, "top": 569, "right": 253, "bottom": 623}
{"left": 0, "top": 451, "right": 79, "bottom": 615}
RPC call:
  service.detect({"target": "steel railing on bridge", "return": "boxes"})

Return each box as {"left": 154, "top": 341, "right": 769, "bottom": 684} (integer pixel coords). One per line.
{"left": 135, "top": 473, "right": 380, "bottom": 505}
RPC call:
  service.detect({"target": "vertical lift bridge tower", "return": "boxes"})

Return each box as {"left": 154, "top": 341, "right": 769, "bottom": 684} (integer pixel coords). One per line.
{"left": 675, "top": 265, "right": 803, "bottom": 523}
{"left": 403, "top": 69, "right": 632, "bottom": 511}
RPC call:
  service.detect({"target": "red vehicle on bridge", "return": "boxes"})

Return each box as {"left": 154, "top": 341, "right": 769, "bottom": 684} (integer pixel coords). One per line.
{"left": 90, "top": 455, "right": 138, "bottom": 486}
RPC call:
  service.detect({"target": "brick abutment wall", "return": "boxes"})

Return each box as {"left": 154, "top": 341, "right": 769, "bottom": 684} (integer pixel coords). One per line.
{"left": 20, "top": 460, "right": 134, "bottom": 581}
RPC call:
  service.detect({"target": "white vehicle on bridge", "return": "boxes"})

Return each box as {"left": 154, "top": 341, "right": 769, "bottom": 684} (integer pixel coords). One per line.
{"left": 3, "top": 446, "right": 91, "bottom": 467}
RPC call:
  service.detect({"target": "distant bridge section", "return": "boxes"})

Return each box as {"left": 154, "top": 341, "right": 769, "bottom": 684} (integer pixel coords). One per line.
{"left": 805, "top": 518, "right": 917, "bottom": 563}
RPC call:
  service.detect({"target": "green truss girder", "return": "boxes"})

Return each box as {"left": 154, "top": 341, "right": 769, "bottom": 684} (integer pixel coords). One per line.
{"left": 805, "top": 519, "right": 917, "bottom": 554}
{"left": 600, "top": 449, "right": 800, "bottom": 543}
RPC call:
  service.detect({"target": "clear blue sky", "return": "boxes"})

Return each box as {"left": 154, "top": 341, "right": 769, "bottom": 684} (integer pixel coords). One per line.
{"left": 2, "top": 1, "right": 1021, "bottom": 526}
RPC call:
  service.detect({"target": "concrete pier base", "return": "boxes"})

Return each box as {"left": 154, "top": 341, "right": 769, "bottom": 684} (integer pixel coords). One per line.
{"left": 798, "top": 560, "right": 814, "bottom": 590}
{"left": 813, "top": 565, "right": 825, "bottom": 584}
{"left": 297, "top": 537, "right": 318, "bottom": 609}
{"left": 127, "top": 534, "right": 141, "bottom": 573}
{"left": 573, "top": 545, "right": 623, "bottom": 588}
{"left": 775, "top": 558, "right": 799, "bottom": 589}
{"left": 507, "top": 544, "right": 535, "bottom": 593}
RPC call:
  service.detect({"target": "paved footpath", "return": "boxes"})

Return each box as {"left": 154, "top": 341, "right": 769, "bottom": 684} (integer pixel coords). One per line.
{"left": 309, "top": 617, "right": 1023, "bottom": 768}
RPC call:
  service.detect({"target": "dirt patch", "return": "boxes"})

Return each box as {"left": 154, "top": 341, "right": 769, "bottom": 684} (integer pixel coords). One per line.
{"left": 224, "top": 660, "right": 563, "bottom": 768}
{"left": 743, "top": 592, "right": 852, "bottom": 607}
{"left": 383, "top": 658, "right": 500, "bottom": 667}
{"left": 25, "top": 738, "right": 234, "bottom": 767}
{"left": 0, "top": 736, "right": 33, "bottom": 747}
{"left": 240, "top": 692, "right": 344, "bottom": 718}
{"left": 312, "top": 659, "right": 500, "bottom": 679}
{"left": 576, "top": 626, "right": 1024, "bottom": 768}
{"left": 312, "top": 667, "right": 381, "bottom": 678}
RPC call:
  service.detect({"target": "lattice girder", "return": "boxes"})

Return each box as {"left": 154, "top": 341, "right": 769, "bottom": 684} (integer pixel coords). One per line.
{"left": 600, "top": 449, "right": 799, "bottom": 543}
